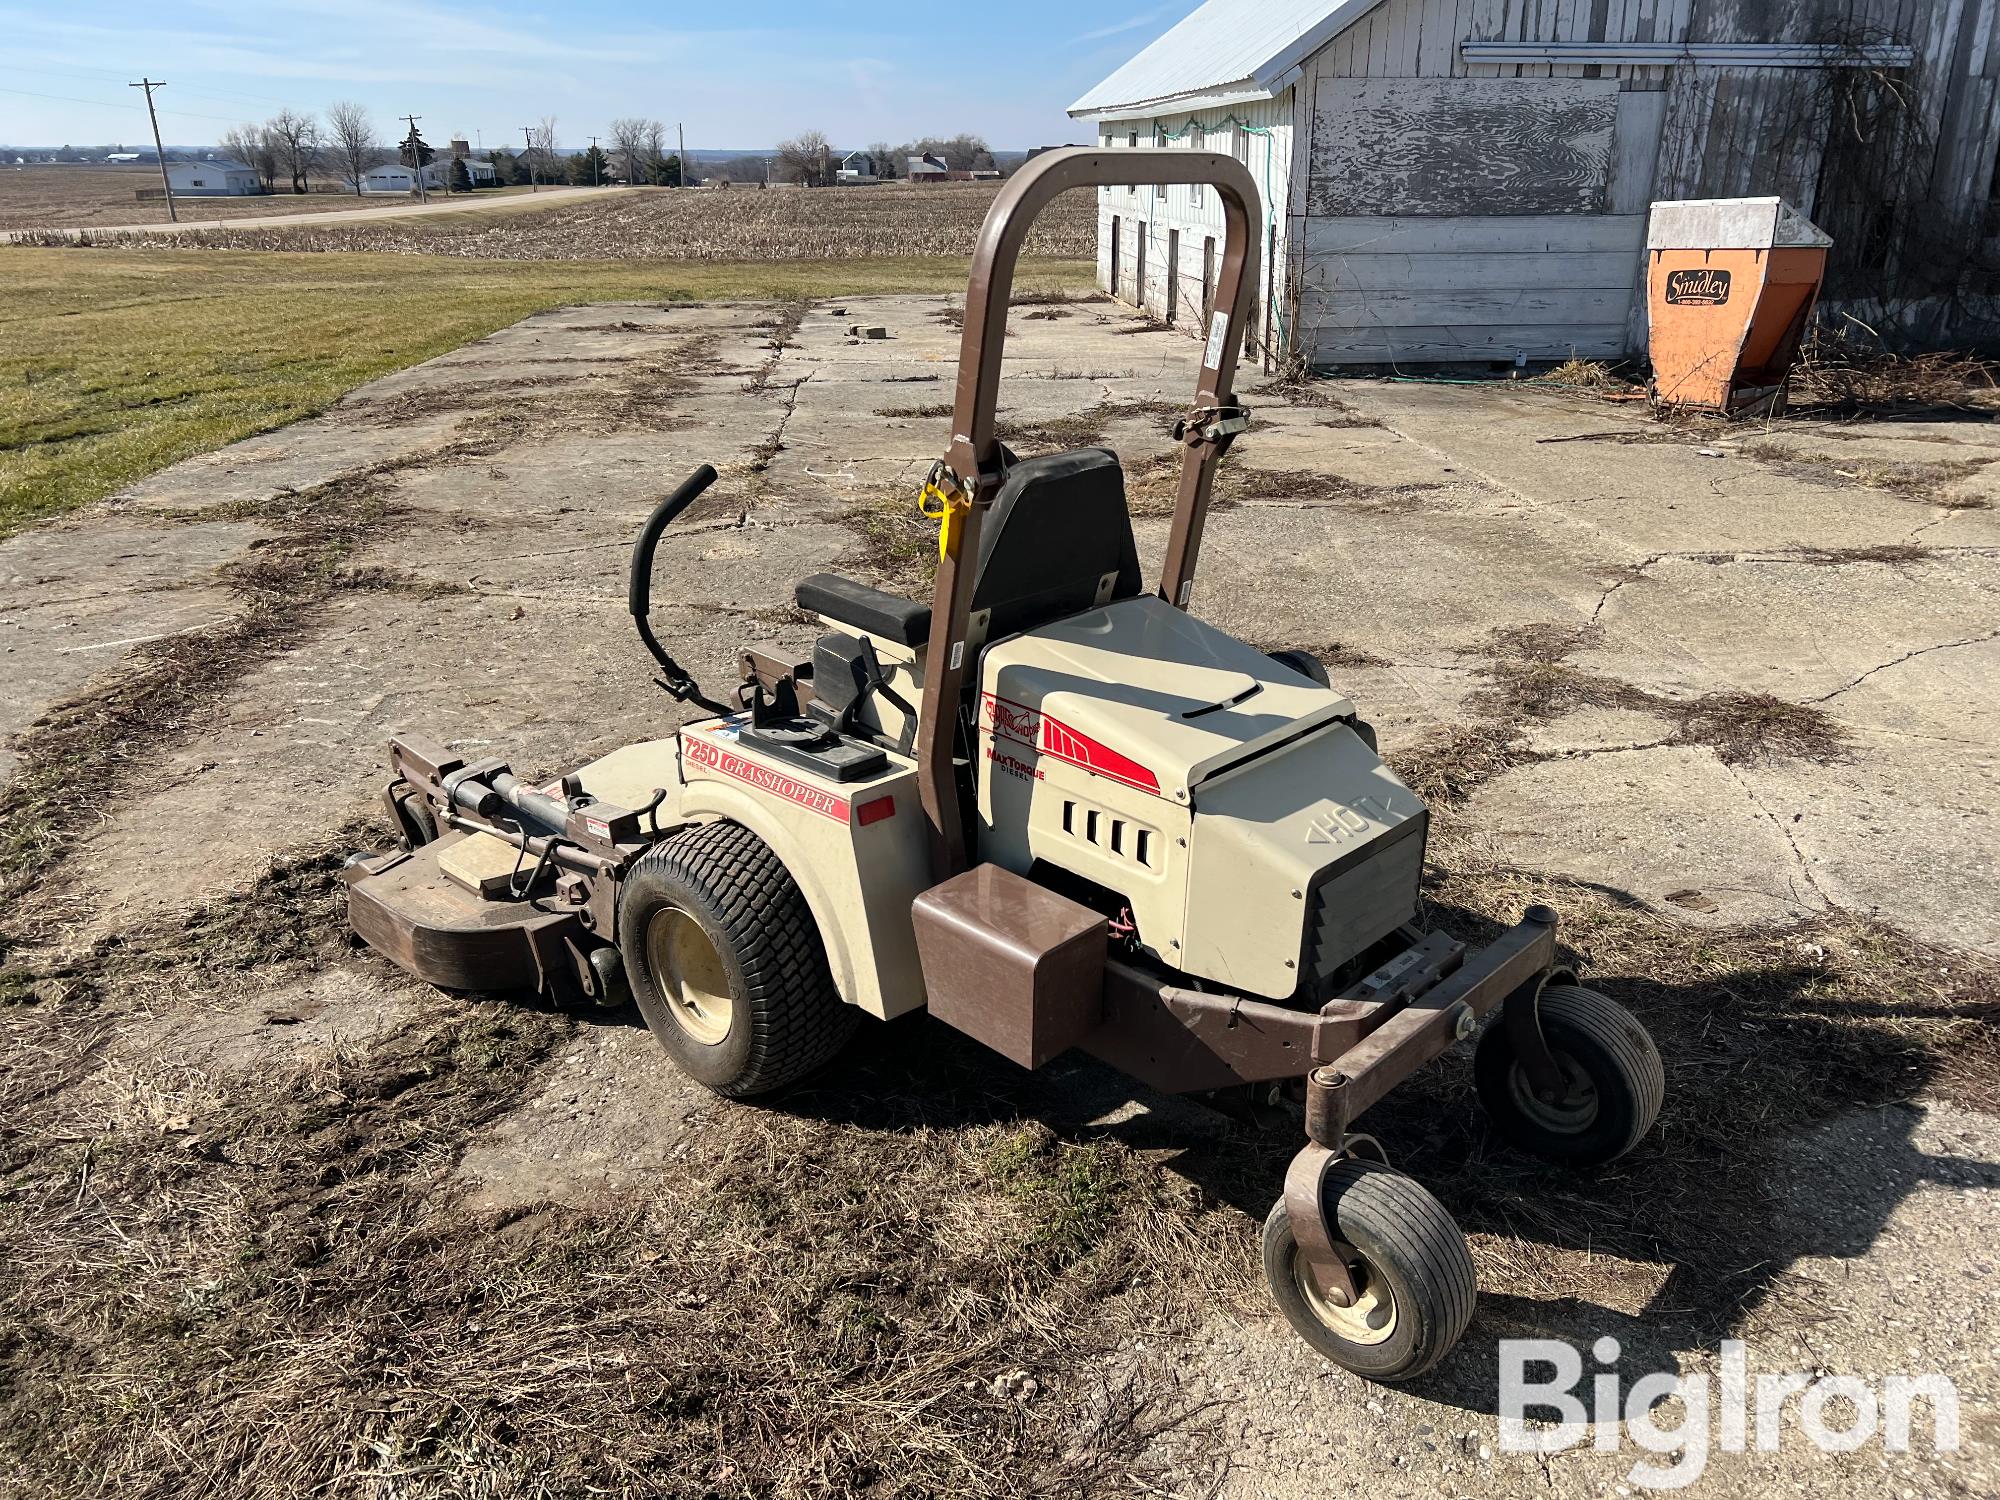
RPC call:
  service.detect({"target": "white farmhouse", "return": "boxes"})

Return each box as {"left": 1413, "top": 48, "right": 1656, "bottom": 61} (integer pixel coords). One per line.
{"left": 1071, "top": 0, "right": 2000, "bottom": 368}
{"left": 164, "top": 159, "right": 263, "bottom": 197}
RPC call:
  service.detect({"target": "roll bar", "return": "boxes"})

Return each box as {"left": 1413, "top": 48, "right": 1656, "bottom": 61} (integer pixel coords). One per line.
{"left": 914, "top": 147, "right": 1263, "bottom": 878}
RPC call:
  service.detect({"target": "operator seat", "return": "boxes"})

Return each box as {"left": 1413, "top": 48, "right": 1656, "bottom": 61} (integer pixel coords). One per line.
{"left": 795, "top": 447, "right": 1142, "bottom": 647}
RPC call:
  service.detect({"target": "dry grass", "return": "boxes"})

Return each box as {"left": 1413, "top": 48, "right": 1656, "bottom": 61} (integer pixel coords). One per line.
{"left": 1390, "top": 623, "right": 1847, "bottom": 811}
{"left": 5, "top": 796, "right": 1994, "bottom": 1497}
{"left": 1733, "top": 440, "right": 1994, "bottom": 507}
{"left": 1533, "top": 357, "right": 1640, "bottom": 392}
{"left": 0, "top": 846, "right": 1249, "bottom": 1498}
{"left": 31, "top": 182, "right": 1097, "bottom": 263}
{"left": 1386, "top": 849, "right": 2000, "bottom": 1321}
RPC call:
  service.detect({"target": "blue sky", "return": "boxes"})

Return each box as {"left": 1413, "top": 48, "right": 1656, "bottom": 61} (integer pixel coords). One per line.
{"left": 0, "top": 0, "right": 1195, "bottom": 150}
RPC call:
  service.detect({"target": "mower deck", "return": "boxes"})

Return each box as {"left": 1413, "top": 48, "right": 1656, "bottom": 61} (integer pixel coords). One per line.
{"left": 345, "top": 834, "right": 582, "bottom": 993}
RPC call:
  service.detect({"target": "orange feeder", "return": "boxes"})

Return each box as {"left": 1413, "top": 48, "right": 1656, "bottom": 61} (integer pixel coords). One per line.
{"left": 1646, "top": 197, "right": 1832, "bottom": 417}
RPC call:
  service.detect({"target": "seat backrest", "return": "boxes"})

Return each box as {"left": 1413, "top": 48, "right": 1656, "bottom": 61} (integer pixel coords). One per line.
{"left": 970, "top": 448, "right": 1142, "bottom": 641}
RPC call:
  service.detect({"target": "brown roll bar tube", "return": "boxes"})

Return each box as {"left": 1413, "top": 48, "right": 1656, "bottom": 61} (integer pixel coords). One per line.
{"left": 914, "top": 146, "right": 1263, "bottom": 879}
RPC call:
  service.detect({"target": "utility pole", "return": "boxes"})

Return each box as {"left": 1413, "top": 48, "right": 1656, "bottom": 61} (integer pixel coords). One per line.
{"left": 521, "top": 125, "right": 537, "bottom": 191}
{"left": 677, "top": 121, "right": 686, "bottom": 187}
{"left": 588, "top": 134, "right": 599, "bottom": 187}
{"left": 401, "top": 113, "right": 427, "bottom": 203}
{"left": 130, "top": 78, "right": 176, "bottom": 223}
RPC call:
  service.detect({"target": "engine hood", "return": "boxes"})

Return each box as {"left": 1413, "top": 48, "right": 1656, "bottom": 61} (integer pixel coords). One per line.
{"left": 980, "top": 595, "right": 1355, "bottom": 803}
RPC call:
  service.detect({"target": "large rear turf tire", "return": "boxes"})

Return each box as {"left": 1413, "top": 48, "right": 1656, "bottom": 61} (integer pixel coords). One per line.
{"left": 618, "top": 821, "right": 857, "bottom": 1098}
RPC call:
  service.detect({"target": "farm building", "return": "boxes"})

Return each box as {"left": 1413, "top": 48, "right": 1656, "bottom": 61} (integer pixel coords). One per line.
{"left": 164, "top": 160, "right": 262, "bottom": 197}
{"left": 1070, "top": 0, "right": 2000, "bottom": 367}
{"left": 908, "top": 153, "right": 950, "bottom": 182}
{"left": 361, "top": 162, "right": 450, "bottom": 194}
{"left": 838, "top": 150, "right": 883, "bottom": 183}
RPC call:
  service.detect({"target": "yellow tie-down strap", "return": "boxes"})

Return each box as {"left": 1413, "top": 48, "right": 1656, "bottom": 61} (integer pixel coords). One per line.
{"left": 917, "top": 468, "right": 973, "bottom": 560}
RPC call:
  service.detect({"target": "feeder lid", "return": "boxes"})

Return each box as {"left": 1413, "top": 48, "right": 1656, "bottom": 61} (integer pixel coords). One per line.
{"left": 1647, "top": 196, "right": 1832, "bottom": 253}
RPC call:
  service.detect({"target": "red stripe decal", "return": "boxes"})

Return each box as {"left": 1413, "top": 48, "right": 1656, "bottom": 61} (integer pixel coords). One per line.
{"left": 682, "top": 733, "right": 851, "bottom": 821}
{"left": 980, "top": 693, "right": 1160, "bottom": 795}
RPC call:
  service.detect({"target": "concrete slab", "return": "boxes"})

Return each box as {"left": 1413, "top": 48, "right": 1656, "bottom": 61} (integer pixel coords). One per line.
{"left": 9, "top": 293, "right": 1997, "bottom": 964}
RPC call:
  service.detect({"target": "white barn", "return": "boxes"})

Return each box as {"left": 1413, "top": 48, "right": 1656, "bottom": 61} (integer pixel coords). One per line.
{"left": 1071, "top": 0, "right": 2000, "bottom": 368}
{"left": 361, "top": 161, "right": 450, "bottom": 194}
{"left": 164, "top": 160, "right": 262, "bottom": 197}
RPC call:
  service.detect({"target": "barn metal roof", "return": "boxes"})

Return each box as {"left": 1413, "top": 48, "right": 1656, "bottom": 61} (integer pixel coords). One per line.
{"left": 1068, "top": 0, "right": 1386, "bottom": 118}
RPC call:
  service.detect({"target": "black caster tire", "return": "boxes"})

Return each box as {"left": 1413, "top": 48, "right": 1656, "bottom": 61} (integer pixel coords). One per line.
{"left": 1266, "top": 648, "right": 1331, "bottom": 688}
{"left": 1262, "top": 1160, "right": 1476, "bottom": 1383}
{"left": 1475, "top": 983, "right": 1664, "bottom": 1167}
{"left": 618, "top": 821, "right": 857, "bottom": 1098}
{"left": 394, "top": 790, "right": 438, "bottom": 849}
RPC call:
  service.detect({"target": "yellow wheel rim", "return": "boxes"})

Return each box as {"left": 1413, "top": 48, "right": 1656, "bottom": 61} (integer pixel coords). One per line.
{"left": 1294, "top": 1248, "right": 1398, "bottom": 1347}
{"left": 646, "top": 906, "right": 733, "bottom": 1046}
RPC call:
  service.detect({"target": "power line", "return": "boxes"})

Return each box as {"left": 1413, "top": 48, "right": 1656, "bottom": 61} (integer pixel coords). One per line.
{"left": 0, "top": 81, "right": 249, "bottom": 127}
{"left": 0, "top": 62, "right": 296, "bottom": 112}
{"left": 129, "top": 78, "right": 176, "bottom": 224}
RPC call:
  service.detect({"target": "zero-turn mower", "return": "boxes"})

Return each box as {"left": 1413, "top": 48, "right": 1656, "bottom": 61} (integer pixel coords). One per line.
{"left": 345, "top": 148, "right": 1664, "bottom": 1381}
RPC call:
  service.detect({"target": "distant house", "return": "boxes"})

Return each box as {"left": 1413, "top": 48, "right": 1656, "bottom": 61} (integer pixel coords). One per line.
{"left": 105, "top": 152, "right": 143, "bottom": 164}
{"left": 164, "top": 159, "right": 262, "bottom": 197}
{"left": 837, "top": 150, "right": 881, "bottom": 184}
{"left": 361, "top": 161, "right": 449, "bottom": 194}
{"left": 907, "top": 152, "right": 949, "bottom": 182}
{"left": 461, "top": 158, "right": 498, "bottom": 186}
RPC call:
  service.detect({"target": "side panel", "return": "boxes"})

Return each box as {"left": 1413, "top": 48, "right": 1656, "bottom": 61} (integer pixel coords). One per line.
{"left": 675, "top": 725, "right": 930, "bottom": 1019}
{"left": 975, "top": 693, "right": 1192, "bottom": 972}
{"left": 1182, "top": 724, "right": 1426, "bottom": 1001}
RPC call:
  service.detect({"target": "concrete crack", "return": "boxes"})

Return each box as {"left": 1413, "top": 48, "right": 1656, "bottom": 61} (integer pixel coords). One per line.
{"left": 1805, "top": 628, "right": 2000, "bottom": 703}
{"left": 1720, "top": 760, "right": 1830, "bottom": 909}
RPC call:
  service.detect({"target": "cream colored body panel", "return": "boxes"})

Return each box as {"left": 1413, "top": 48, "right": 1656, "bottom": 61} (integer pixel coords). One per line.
{"left": 975, "top": 597, "right": 1423, "bottom": 999}
{"left": 582, "top": 725, "right": 931, "bottom": 1021}
{"left": 983, "top": 596, "right": 1354, "bottom": 803}
{"left": 1182, "top": 724, "right": 1426, "bottom": 999}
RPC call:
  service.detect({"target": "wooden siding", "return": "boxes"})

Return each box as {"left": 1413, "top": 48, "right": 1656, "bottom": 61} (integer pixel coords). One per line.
{"left": 1094, "top": 93, "right": 1297, "bottom": 353}
{"left": 1309, "top": 77, "right": 1619, "bottom": 215}
{"left": 1286, "top": 0, "right": 2000, "bottom": 365}
{"left": 1298, "top": 212, "right": 1646, "bottom": 362}
{"left": 1089, "top": 0, "right": 1999, "bottom": 365}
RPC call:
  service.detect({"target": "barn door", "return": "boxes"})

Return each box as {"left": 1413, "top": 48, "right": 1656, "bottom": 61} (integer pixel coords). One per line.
{"left": 1301, "top": 77, "right": 1643, "bottom": 366}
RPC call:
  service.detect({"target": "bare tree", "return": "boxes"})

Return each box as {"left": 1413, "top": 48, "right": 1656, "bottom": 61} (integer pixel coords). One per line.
{"left": 325, "top": 100, "right": 379, "bottom": 196}
{"left": 220, "top": 122, "right": 279, "bottom": 190}
{"left": 776, "top": 129, "right": 833, "bottom": 187}
{"left": 266, "top": 108, "right": 321, "bottom": 194}
{"left": 641, "top": 119, "right": 668, "bottom": 182}
{"left": 609, "top": 116, "right": 648, "bottom": 185}
{"left": 866, "top": 140, "right": 896, "bottom": 180}
{"left": 527, "top": 116, "right": 559, "bottom": 186}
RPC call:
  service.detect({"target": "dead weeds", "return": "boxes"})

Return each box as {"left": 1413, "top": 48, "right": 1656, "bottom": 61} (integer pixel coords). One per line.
{"left": 0, "top": 873, "right": 1243, "bottom": 1499}
{"left": 1392, "top": 624, "right": 1847, "bottom": 811}
{"left": 1734, "top": 440, "right": 1994, "bottom": 508}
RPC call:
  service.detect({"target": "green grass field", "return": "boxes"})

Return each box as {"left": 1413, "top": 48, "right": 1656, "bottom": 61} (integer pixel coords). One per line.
{"left": 0, "top": 247, "right": 1091, "bottom": 536}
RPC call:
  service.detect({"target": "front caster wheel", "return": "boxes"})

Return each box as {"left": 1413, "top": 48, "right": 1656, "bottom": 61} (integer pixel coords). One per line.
{"left": 1475, "top": 983, "right": 1664, "bottom": 1167}
{"left": 1262, "top": 1160, "right": 1476, "bottom": 1382}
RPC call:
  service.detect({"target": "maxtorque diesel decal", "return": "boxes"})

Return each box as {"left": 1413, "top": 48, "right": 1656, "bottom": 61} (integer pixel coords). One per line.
{"left": 980, "top": 693, "right": 1161, "bottom": 795}
{"left": 682, "top": 733, "right": 851, "bottom": 821}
